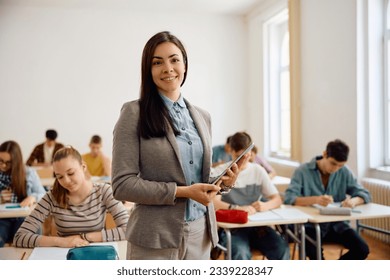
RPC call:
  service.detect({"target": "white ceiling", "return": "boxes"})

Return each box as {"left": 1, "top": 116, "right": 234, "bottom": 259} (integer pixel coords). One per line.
{"left": 2, "top": 0, "right": 264, "bottom": 16}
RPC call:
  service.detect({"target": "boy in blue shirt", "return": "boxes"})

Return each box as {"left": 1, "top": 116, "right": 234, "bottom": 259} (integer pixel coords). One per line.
{"left": 284, "top": 139, "right": 371, "bottom": 259}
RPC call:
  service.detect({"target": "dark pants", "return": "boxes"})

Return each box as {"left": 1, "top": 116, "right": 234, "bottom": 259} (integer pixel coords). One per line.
{"left": 219, "top": 226, "right": 290, "bottom": 260}
{"left": 305, "top": 224, "right": 369, "bottom": 260}
{"left": 0, "top": 218, "right": 25, "bottom": 247}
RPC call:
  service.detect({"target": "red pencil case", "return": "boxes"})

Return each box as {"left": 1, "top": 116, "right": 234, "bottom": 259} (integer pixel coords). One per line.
{"left": 216, "top": 209, "right": 248, "bottom": 224}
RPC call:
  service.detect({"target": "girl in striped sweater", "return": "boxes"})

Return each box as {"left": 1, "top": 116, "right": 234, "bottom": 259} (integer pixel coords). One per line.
{"left": 14, "top": 146, "right": 129, "bottom": 248}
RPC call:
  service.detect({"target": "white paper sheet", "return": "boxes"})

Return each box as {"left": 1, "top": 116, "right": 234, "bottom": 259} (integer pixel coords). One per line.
{"left": 28, "top": 242, "right": 118, "bottom": 260}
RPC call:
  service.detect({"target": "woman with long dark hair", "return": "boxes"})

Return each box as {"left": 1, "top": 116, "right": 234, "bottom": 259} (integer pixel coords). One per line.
{"left": 0, "top": 140, "right": 45, "bottom": 247}
{"left": 112, "top": 31, "right": 244, "bottom": 259}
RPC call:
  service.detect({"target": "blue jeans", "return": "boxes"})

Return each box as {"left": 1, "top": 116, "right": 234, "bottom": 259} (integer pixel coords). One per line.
{"left": 0, "top": 218, "right": 25, "bottom": 247}
{"left": 219, "top": 226, "right": 290, "bottom": 260}
{"left": 305, "top": 223, "right": 369, "bottom": 260}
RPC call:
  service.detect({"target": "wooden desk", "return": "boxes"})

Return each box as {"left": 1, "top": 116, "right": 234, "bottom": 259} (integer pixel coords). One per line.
{"left": 0, "top": 241, "right": 127, "bottom": 260}
{"left": 217, "top": 206, "right": 309, "bottom": 260}
{"left": 0, "top": 246, "right": 31, "bottom": 260}
{"left": 295, "top": 203, "right": 390, "bottom": 259}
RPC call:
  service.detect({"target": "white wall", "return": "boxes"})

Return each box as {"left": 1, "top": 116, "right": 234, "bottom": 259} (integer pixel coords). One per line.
{"left": 247, "top": 0, "right": 364, "bottom": 177}
{"left": 0, "top": 0, "right": 249, "bottom": 159}
{"left": 299, "top": 0, "right": 358, "bottom": 169}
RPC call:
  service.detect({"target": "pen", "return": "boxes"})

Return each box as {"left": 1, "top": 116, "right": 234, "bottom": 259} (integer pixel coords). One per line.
{"left": 20, "top": 252, "right": 26, "bottom": 260}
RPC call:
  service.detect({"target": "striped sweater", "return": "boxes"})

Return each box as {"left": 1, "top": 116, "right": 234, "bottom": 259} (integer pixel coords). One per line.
{"left": 13, "top": 183, "right": 129, "bottom": 248}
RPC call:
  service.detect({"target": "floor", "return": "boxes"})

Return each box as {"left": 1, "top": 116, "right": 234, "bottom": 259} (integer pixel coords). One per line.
{"left": 216, "top": 231, "right": 390, "bottom": 260}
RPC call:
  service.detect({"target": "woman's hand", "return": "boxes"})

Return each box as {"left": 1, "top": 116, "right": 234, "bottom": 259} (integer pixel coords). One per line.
{"left": 60, "top": 235, "right": 90, "bottom": 248}
{"left": 176, "top": 183, "right": 220, "bottom": 206}
{"left": 220, "top": 152, "right": 251, "bottom": 187}
{"left": 20, "top": 196, "right": 36, "bottom": 207}
{"left": 0, "top": 188, "right": 12, "bottom": 203}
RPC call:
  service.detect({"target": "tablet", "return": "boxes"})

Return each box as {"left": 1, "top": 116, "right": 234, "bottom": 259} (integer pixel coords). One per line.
{"left": 212, "top": 142, "right": 254, "bottom": 186}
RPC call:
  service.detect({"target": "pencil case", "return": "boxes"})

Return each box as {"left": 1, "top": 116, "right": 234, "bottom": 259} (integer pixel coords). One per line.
{"left": 216, "top": 209, "right": 248, "bottom": 224}
{"left": 66, "top": 245, "right": 118, "bottom": 260}
{"left": 319, "top": 207, "right": 351, "bottom": 216}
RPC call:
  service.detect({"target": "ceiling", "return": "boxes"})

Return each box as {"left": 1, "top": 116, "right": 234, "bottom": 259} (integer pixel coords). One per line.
{"left": 2, "top": 0, "right": 264, "bottom": 16}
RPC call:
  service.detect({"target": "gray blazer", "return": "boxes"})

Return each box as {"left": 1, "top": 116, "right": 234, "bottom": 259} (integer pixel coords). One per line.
{"left": 112, "top": 99, "right": 218, "bottom": 249}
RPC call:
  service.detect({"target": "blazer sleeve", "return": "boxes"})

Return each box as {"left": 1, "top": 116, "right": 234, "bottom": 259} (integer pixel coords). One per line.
{"left": 111, "top": 101, "right": 177, "bottom": 205}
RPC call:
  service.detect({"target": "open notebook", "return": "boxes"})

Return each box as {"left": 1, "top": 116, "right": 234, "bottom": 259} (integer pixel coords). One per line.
{"left": 28, "top": 242, "right": 118, "bottom": 260}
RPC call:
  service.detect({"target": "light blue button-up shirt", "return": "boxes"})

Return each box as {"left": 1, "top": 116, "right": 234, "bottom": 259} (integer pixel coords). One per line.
{"left": 160, "top": 94, "right": 207, "bottom": 221}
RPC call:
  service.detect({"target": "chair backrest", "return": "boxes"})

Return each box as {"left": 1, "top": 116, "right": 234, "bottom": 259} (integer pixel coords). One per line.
{"left": 35, "top": 166, "right": 54, "bottom": 178}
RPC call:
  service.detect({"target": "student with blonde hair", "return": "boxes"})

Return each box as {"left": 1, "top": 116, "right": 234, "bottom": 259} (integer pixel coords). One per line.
{"left": 14, "top": 146, "right": 128, "bottom": 248}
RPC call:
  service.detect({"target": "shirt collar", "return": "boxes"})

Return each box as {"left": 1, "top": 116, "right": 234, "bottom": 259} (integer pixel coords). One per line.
{"left": 308, "top": 155, "right": 323, "bottom": 170}
{"left": 160, "top": 93, "right": 187, "bottom": 110}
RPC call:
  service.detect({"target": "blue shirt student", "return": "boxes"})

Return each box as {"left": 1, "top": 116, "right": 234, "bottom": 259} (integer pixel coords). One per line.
{"left": 284, "top": 156, "right": 371, "bottom": 206}
{"left": 161, "top": 94, "right": 206, "bottom": 222}
{"left": 284, "top": 155, "right": 371, "bottom": 259}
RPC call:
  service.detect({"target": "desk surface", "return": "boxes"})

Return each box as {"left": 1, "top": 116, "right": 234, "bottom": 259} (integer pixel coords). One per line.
{"left": 217, "top": 206, "right": 309, "bottom": 229}
{"left": 0, "top": 205, "right": 32, "bottom": 218}
{"left": 0, "top": 241, "right": 127, "bottom": 260}
{"left": 294, "top": 203, "right": 390, "bottom": 223}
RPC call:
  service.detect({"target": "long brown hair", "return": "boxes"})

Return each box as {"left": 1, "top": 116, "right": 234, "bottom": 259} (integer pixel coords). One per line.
{"left": 139, "top": 31, "right": 188, "bottom": 139}
{"left": 0, "top": 141, "right": 27, "bottom": 201}
{"left": 51, "top": 146, "right": 83, "bottom": 208}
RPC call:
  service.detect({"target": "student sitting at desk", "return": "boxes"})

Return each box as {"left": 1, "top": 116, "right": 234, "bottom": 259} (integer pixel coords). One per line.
{"left": 212, "top": 132, "right": 290, "bottom": 260}
{"left": 14, "top": 146, "right": 129, "bottom": 248}
{"left": 284, "top": 139, "right": 371, "bottom": 260}
{"left": 26, "top": 129, "right": 64, "bottom": 167}
{"left": 0, "top": 140, "right": 46, "bottom": 247}
{"left": 82, "top": 135, "right": 111, "bottom": 178}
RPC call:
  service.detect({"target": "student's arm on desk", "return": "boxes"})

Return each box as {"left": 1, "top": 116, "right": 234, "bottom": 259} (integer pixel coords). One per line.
{"left": 213, "top": 194, "right": 257, "bottom": 215}
{"left": 293, "top": 195, "right": 333, "bottom": 207}
{"left": 341, "top": 196, "right": 365, "bottom": 208}
{"left": 251, "top": 193, "right": 282, "bottom": 212}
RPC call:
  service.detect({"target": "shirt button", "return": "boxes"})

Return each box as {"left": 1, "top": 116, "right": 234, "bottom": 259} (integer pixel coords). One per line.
{"left": 173, "top": 102, "right": 177, "bottom": 106}
{"left": 181, "top": 127, "right": 185, "bottom": 131}
{"left": 188, "top": 141, "right": 192, "bottom": 145}
{"left": 191, "top": 181, "right": 195, "bottom": 184}
{"left": 193, "top": 204, "right": 196, "bottom": 207}
{"left": 189, "top": 160, "right": 193, "bottom": 164}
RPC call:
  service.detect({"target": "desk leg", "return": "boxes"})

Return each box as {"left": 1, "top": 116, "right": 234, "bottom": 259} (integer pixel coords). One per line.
{"left": 315, "top": 223, "right": 322, "bottom": 260}
{"left": 224, "top": 229, "right": 232, "bottom": 260}
{"left": 299, "top": 224, "right": 306, "bottom": 260}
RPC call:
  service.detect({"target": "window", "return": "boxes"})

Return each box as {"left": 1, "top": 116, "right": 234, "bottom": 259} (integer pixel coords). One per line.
{"left": 264, "top": 9, "right": 291, "bottom": 158}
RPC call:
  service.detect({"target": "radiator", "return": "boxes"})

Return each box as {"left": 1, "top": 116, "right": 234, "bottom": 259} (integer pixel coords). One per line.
{"left": 360, "top": 178, "right": 390, "bottom": 244}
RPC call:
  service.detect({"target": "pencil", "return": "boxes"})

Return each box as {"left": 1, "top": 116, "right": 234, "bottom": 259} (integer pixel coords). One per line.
{"left": 20, "top": 251, "right": 26, "bottom": 260}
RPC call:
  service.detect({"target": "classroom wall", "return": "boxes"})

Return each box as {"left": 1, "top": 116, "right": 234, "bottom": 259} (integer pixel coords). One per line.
{"left": 247, "top": 0, "right": 367, "bottom": 177}
{"left": 0, "top": 0, "right": 249, "bottom": 159}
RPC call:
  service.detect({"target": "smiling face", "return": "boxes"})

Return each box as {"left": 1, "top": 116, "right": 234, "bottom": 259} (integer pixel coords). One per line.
{"left": 53, "top": 156, "right": 86, "bottom": 194}
{"left": 151, "top": 42, "right": 186, "bottom": 100}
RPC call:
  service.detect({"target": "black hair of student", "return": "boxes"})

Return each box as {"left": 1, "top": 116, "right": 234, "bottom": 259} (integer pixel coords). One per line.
{"left": 90, "top": 135, "right": 102, "bottom": 144}
{"left": 51, "top": 146, "right": 83, "bottom": 208}
{"left": 45, "top": 129, "right": 58, "bottom": 140}
{"left": 326, "top": 139, "right": 349, "bottom": 162}
{"left": 229, "top": 132, "right": 252, "bottom": 152}
{"left": 0, "top": 140, "right": 27, "bottom": 201}
{"left": 139, "top": 31, "right": 188, "bottom": 139}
